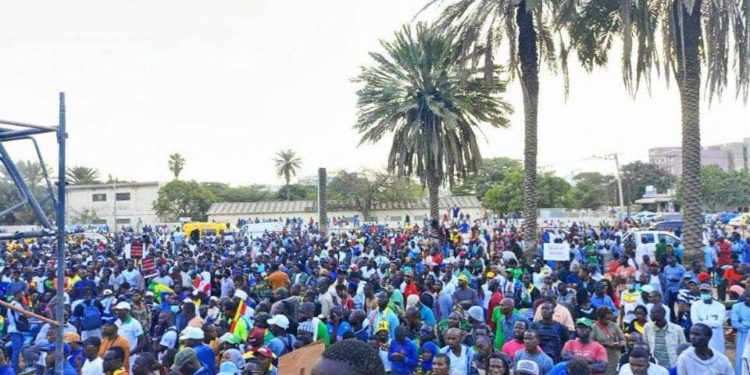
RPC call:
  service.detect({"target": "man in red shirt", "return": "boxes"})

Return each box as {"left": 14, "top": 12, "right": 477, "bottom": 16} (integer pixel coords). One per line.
{"left": 561, "top": 318, "right": 608, "bottom": 375}
{"left": 717, "top": 237, "right": 733, "bottom": 267}
{"left": 402, "top": 269, "right": 420, "bottom": 301}
{"left": 723, "top": 259, "right": 745, "bottom": 286}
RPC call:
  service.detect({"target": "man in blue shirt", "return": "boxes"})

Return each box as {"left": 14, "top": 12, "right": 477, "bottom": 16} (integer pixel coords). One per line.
{"left": 663, "top": 256, "right": 686, "bottom": 321}
{"left": 180, "top": 327, "right": 215, "bottom": 375}
{"left": 590, "top": 282, "right": 618, "bottom": 317}
{"left": 388, "top": 326, "right": 418, "bottom": 375}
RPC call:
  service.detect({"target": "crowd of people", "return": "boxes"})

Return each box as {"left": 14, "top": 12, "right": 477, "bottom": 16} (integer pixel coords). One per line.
{"left": 0, "top": 213, "right": 746, "bottom": 375}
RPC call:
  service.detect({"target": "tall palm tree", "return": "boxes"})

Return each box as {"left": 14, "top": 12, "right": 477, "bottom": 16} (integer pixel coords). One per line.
{"left": 65, "top": 166, "right": 101, "bottom": 185}
{"left": 168, "top": 153, "right": 186, "bottom": 180}
{"left": 561, "top": 0, "right": 749, "bottom": 257}
{"left": 354, "top": 23, "right": 512, "bottom": 222}
{"left": 0, "top": 160, "right": 49, "bottom": 187}
{"left": 274, "top": 149, "right": 302, "bottom": 201}
{"left": 422, "top": 0, "right": 569, "bottom": 252}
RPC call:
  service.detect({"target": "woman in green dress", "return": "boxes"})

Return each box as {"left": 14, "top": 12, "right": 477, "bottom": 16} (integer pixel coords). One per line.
{"left": 590, "top": 306, "right": 626, "bottom": 375}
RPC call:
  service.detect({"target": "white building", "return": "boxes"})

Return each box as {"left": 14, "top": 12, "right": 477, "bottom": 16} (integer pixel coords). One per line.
{"left": 65, "top": 181, "right": 160, "bottom": 228}
{"left": 206, "top": 196, "right": 483, "bottom": 227}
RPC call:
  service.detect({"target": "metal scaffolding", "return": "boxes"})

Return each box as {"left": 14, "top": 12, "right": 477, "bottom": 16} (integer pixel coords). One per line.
{"left": 0, "top": 93, "right": 66, "bottom": 374}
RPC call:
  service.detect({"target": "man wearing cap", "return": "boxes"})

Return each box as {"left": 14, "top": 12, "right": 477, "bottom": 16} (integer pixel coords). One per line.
{"left": 453, "top": 274, "right": 479, "bottom": 308}
{"left": 690, "top": 283, "right": 726, "bottom": 353}
{"left": 247, "top": 347, "right": 278, "bottom": 375}
{"left": 561, "top": 318, "right": 608, "bottom": 375}
{"left": 266, "top": 314, "right": 296, "bottom": 357}
{"left": 180, "top": 326, "right": 216, "bottom": 375}
{"left": 171, "top": 348, "right": 211, "bottom": 375}
{"left": 114, "top": 301, "right": 147, "bottom": 360}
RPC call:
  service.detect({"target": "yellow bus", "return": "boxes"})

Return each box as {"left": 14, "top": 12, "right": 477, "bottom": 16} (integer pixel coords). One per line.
{"left": 183, "top": 222, "right": 230, "bottom": 241}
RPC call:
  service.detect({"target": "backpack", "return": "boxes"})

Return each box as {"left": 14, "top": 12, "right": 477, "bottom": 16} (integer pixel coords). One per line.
{"left": 81, "top": 300, "right": 103, "bottom": 331}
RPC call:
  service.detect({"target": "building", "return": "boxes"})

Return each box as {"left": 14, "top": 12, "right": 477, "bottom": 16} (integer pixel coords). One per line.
{"left": 648, "top": 143, "right": 741, "bottom": 177}
{"left": 65, "top": 181, "right": 160, "bottom": 228}
{"left": 206, "top": 196, "right": 483, "bottom": 226}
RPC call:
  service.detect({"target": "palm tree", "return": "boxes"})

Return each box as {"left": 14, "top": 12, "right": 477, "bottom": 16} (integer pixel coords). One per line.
{"left": 561, "top": 0, "right": 749, "bottom": 257}
{"left": 422, "top": 0, "right": 569, "bottom": 252}
{"left": 0, "top": 160, "right": 49, "bottom": 187}
{"left": 65, "top": 166, "right": 101, "bottom": 185}
{"left": 354, "top": 23, "right": 512, "bottom": 222}
{"left": 168, "top": 153, "right": 186, "bottom": 180}
{"left": 274, "top": 149, "right": 302, "bottom": 201}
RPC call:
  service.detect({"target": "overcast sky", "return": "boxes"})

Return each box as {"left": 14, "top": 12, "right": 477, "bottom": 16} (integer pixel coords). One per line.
{"left": 0, "top": 0, "right": 748, "bottom": 186}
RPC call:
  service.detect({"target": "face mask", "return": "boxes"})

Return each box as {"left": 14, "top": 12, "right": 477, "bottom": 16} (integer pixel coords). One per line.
{"left": 701, "top": 293, "right": 712, "bottom": 301}
{"left": 170, "top": 305, "right": 180, "bottom": 314}
{"left": 627, "top": 284, "right": 635, "bottom": 290}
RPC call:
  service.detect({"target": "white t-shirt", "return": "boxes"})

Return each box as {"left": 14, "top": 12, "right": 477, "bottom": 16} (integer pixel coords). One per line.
{"left": 446, "top": 346, "right": 469, "bottom": 375}
{"left": 618, "top": 363, "right": 669, "bottom": 375}
{"left": 81, "top": 357, "right": 103, "bottom": 375}
{"left": 116, "top": 316, "right": 144, "bottom": 351}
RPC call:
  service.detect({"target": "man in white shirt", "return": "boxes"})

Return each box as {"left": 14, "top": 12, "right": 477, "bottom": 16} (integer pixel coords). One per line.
{"left": 690, "top": 283, "right": 726, "bottom": 353}
{"left": 619, "top": 346, "right": 669, "bottom": 375}
{"left": 635, "top": 238, "right": 656, "bottom": 267}
{"left": 81, "top": 337, "right": 104, "bottom": 375}
{"left": 114, "top": 302, "right": 145, "bottom": 363}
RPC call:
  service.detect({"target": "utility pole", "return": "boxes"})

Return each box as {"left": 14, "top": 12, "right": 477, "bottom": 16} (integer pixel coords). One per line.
{"left": 593, "top": 153, "right": 625, "bottom": 210}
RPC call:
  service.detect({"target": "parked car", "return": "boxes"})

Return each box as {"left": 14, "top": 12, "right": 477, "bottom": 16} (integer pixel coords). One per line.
{"left": 649, "top": 220, "right": 683, "bottom": 232}
{"left": 623, "top": 230, "right": 680, "bottom": 246}
{"left": 719, "top": 212, "right": 740, "bottom": 224}
{"left": 631, "top": 211, "right": 659, "bottom": 224}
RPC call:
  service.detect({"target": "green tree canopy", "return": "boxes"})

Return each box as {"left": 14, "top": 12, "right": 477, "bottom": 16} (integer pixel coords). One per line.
{"left": 168, "top": 153, "right": 186, "bottom": 180}
{"left": 482, "top": 168, "right": 571, "bottom": 212}
{"left": 450, "top": 157, "right": 523, "bottom": 199}
{"left": 354, "top": 23, "right": 512, "bottom": 220}
{"left": 202, "top": 182, "right": 272, "bottom": 202}
{"left": 66, "top": 166, "right": 101, "bottom": 185}
{"left": 570, "top": 172, "right": 615, "bottom": 209}
{"left": 328, "top": 169, "right": 423, "bottom": 221}
{"left": 620, "top": 161, "right": 676, "bottom": 204}
{"left": 275, "top": 184, "right": 316, "bottom": 201}
{"left": 153, "top": 180, "right": 217, "bottom": 221}
{"left": 274, "top": 149, "right": 302, "bottom": 201}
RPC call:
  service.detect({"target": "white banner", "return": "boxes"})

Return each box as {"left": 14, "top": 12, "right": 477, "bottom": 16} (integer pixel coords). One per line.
{"left": 543, "top": 243, "right": 570, "bottom": 261}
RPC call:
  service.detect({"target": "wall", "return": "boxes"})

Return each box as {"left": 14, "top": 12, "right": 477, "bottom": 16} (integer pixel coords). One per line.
{"left": 66, "top": 183, "right": 160, "bottom": 228}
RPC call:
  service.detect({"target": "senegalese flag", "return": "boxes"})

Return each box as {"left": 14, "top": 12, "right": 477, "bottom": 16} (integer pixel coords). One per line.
{"left": 148, "top": 281, "right": 173, "bottom": 303}
{"left": 0, "top": 315, "right": 5, "bottom": 333}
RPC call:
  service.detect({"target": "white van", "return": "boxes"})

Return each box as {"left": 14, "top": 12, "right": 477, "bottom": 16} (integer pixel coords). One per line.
{"left": 623, "top": 230, "right": 680, "bottom": 245}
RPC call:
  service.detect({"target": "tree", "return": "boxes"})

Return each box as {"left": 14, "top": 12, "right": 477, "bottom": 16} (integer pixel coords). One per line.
{"left": 70, "top": 208, "right": 102, "bottom": 225}
{"left": 569, "top": 172, "right": 615, "bottom": 209}
{"left": 66, "top": 166, "right": 101, "bottom": 185}
{"left": 328, "top": 169, "right": 423, "bottom": 221}
{"left": 0, "top": 160, "right": 50, "bottom": 187}
{"left": 424, "top": 0, "right": 570, "bottom": 252}
{"left": 153, "top": 180, "right": 217, "bottom": 221}
{"left": 481, "top": 167, "right": 571, "bottom": 212}
{"left": 562, "top": 0, "right": 749, "bottom": 255}
{"left": 201, "top": 182, "right": 272, "bottom": 202}
{"left": 274, "top": 149, "right": 302, "bottom": 201}
{"left": 167, "top": 153, "right": 186, "bottom": 180}
{"left": 620, "top": 161, "right": 676, "bottom": 204}
{"left": 275, "top": 184, "right": 315, "bottom": 201}
{"left": 354, "top": 23, "right": 512, "bottom": 222}
{"left": 451, "top": 157, "right": 523, "bottom": 199}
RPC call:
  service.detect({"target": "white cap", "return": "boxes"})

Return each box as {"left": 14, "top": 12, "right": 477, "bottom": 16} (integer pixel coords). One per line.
{"left": 182, "top": 298, "right": 193, "bottom": 304}
{"left": 114, "top": 302, "right": 131, "bottom": 310}
{"left": 179, "top": 327, "right": 204, "bottom": 340}
{"left": 234, "top": 289, "right": 248, "bottom": 301}
{"left": 103, "top": 289, "right": 113, "bottom": 296}
{"left": 145, "top": 291, "right": 154, "bottom": 297}
{"left": 267, "top": 314, "right": 290, "bottom": 330}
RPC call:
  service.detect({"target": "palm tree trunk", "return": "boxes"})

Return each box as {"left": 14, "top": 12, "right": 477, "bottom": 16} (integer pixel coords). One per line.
{"left": 427, "top": 173, "right": 440, "bottom": 224}
{"left": 674, "top": 0, "right": 703, "bottom": 262}
{"left": 318, "top": 168, "right": 328, "bottom": 235}
{"left": 285, "top": 174, "right": 291, "bottom": 201}
{"left": 518, "top": 0, "right": 540, "bottom": 255}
